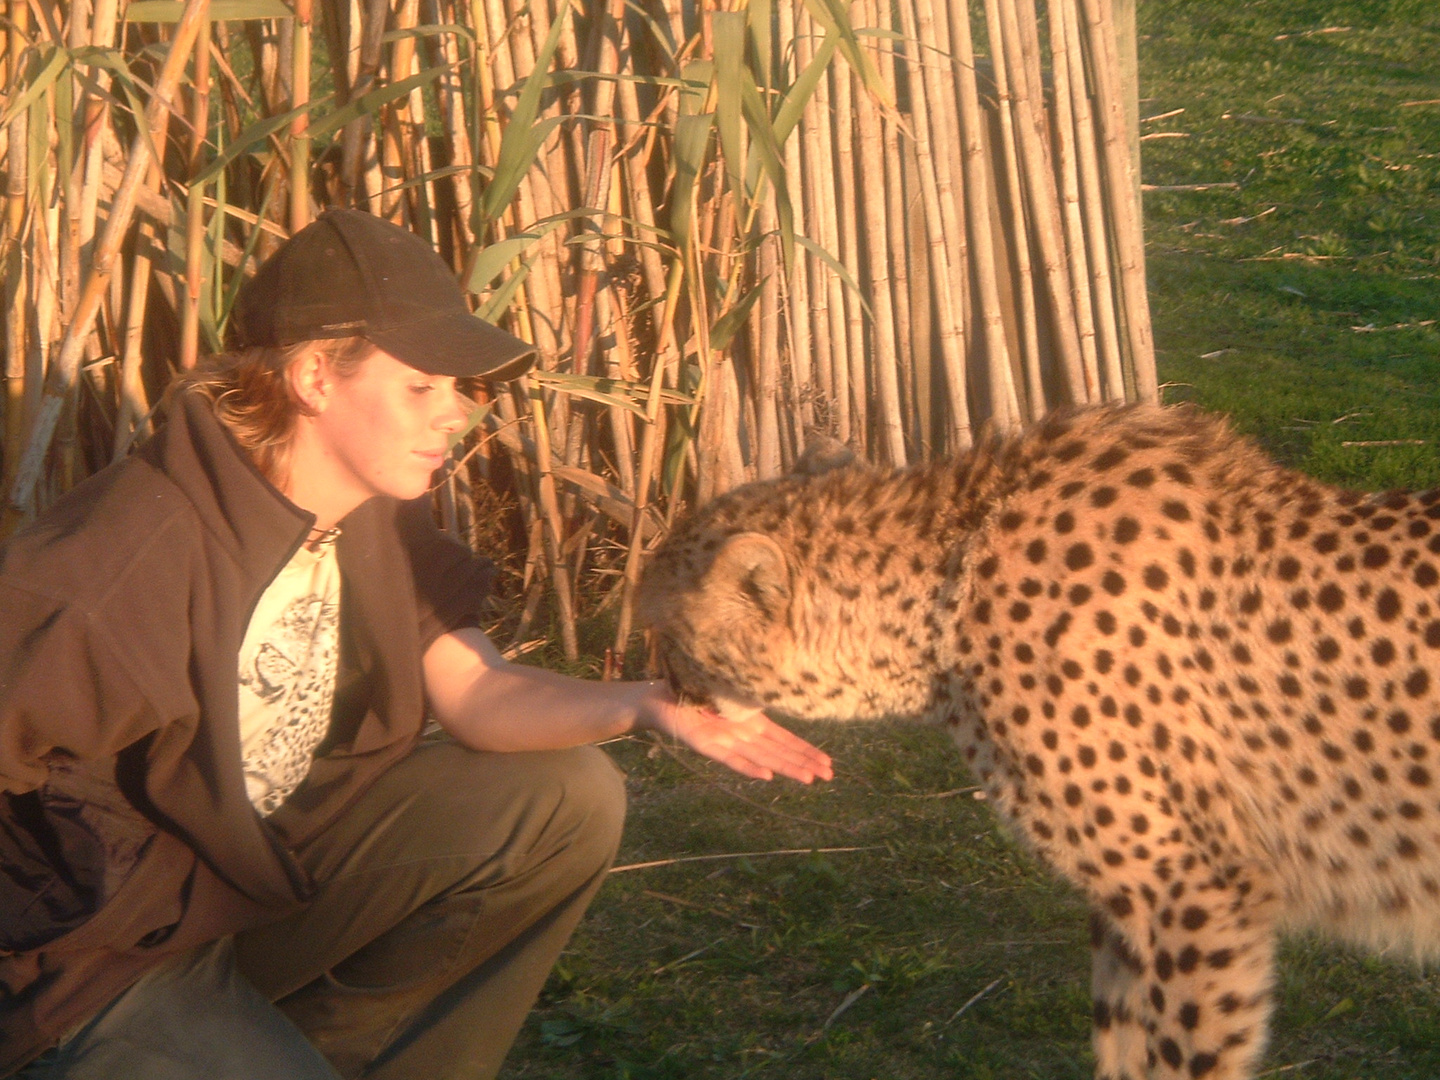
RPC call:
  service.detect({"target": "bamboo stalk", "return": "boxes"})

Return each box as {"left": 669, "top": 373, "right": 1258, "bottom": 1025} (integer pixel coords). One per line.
{"left": 1047, "top": 0, "right": 1102, "bottom": 404}
{"left": 979, "top": 0, "right": 1038, "bottom": 425}
{"left": 808, "top": 28, "right": 849, "bottom": 441}
{"left": 830, "top": 60, "right": 867, "bottom": 452}
{"left": 59, "top": 0, "right": 89, "bottom": 334}
{"left": 2, "top": 0, "right": 30, "bottom": 524}
{"left": 181, "top": 14, "right": 212, "bottom": 370}
{"left": 10, "top": 0, "right": 211, "bottom": 511}
{"left": 290, "top": 0, "right": 312, "bottom": 232}
{"left": 1058, "top": 0, "right": 1123, "bottom": 401}
{"left": 794, "top": 10, "right": 837, "bottom": 427}
{"left": 342, "top": 0, "right": 386, "bottom": 207}
{"left": 776, "top": 0, "right": 814, "bottom": 445}
{"left": 432, "top": 0, "right": 476, "bottom": 256}
{"left": 507, "top": 0, "right": 567, "bottom": 359}
{"left": 1079, "top": 0, "right": 1157, "bottom": 402}
{"left": 601, "top": 275, "right": 636, "bottom": 497}
{"left": 522, "top": 377, "right": 580, "bottom": 660}
{"left": 900, "top": 138, "right": 933, "bottom": 452}
{"left": 993, "top": 0, "right": 1087, "bottom": 405}
{"left": 76, "top": 0, "right": 121, "bottom": 263}
{"left": 945, "top": 0, "right": 1011, "bottom": 444}
{"left": 753, "top": 199, "right": 782, "bottom": 478}
{"left": 570, "top": 0, "right": 625, "bottom": 387}
{"left": 877, "top": 8, "right": 913, "bottom": 454}
{"left": 113, "top": 219, "right": 157, "bottom": 458}
{"left": 906, "top": 0, "right": 972, "bottom": 450}
{"left": 613, "top": 41, "right": 668, "bottom": 315}
{"left": 406, "top": 38, "right": 437, "bottom": 244}
{"left": 613, "top": 256, "right": 684, "bottom": 663}
{"left": 851, "top": 0, "right": 904, "bottom": 467}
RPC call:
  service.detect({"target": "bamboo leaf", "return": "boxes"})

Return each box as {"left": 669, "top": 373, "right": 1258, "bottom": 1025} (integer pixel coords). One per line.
{"left": 125, "top": 0, "right": 291, "bottom": 20}
{"left": 800, "top": 0, "right": 891, "bottom": 107}
{"left": 661, "top": 359, "right": 702, "bottom": 494}
{"left": 669, "top": 112, "right": 714, "bottom": 254}
{"left": 529, "top": 370, "right": 696, "bottom": 415}
{"left": 622, "top": 0, "right": 680, "bottom": 70}
{"left": 308, "top": 65, "right": 446, "bottom": 139}
{"left": 797, "top": 234, "right": 872, "bottom": 317}
{"left": 27, "top": 95, "right": 47, "bottom": 206}
{"left": 482, "top": 114, "right": 564, "bottom": 223}
{"left": 739, "top": 77, "right": 795, "bottom": 272}
{"left": 713, "top": 11, "right": 747, "bottom": 201}
{"left": 218, "top": 178, "right": 279, "bottom": 338}
{"left": 709, "top": 282, "right": 763, "bottom": 351}
{"left": 482, "top": 0, "right": 571, "bottom": 223}
{"left": 465, "top": 207, "right": 600, "bottom": 293}
{"left": 193, "top": 98, "right": 330, "bottom": 184}
{"left": 750, "top": 0, "right": 774, "bottom": 93}
{"left": 552, "top": 465, "right": 663, "bottom": 539}
{"left": 773, "top": 29, "right": 837, "bottom": 147}
{"left": 545, "top": 69, "right": 694, "bottom": 91}
{"left": 474, "top": 257, "right": 533, "bottom": 322}
{"left": 467, "top": 222, "right": 565, "bottom": 291}
{"left": 55, "top": 68, "right": 74, "bottom": 193}
{"left": 381, "top": 22, "right": 474, "bottom": 44}
{"left": 677, "top": 58, "right": 712, "bottom": 116}
{"left": 0, "top": 45, "right": 68, "bottom": 128}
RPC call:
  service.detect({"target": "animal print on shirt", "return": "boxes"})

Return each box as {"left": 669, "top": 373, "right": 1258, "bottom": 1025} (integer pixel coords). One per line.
{"left": 239, "top": 543, "right": 341, "bottom": 815}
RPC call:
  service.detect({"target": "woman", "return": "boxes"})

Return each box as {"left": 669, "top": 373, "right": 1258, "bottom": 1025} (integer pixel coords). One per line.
{"left": 0, "top": 210, "right": 831, "bottom": 1079}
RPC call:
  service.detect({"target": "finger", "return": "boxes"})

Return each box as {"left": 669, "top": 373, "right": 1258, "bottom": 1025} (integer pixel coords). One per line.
{"left": 731, "top": 738, "right": 830, "bottom": 784}
{"left": 733, "top": 720, "right": 833, "bottom": 780}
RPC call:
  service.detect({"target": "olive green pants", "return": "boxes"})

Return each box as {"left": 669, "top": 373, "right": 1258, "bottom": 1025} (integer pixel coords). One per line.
{"left": 19, "top": 741, "right": 626, "bottom": 1080}
{"left": 238, "top": 740, "right": 627, "bottom": 1079}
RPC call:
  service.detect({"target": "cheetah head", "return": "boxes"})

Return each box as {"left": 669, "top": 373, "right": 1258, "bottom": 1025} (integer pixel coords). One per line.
{"left": 638, "top": 438, "right": 945, "bottom": 723}
{"left": 637, "top": 522, "right": 796, "bottom": 717}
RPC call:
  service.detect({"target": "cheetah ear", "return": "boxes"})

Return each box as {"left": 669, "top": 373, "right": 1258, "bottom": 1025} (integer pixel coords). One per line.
{"left": 707, "top": 532, "right": 791, "bottom": 621}
{"left": 794, "top": 434, "right": 856, "bottom": 477}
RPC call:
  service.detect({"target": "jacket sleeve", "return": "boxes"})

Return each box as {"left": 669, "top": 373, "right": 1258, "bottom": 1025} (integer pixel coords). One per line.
{"left": 395, "top": 499, "right": 497, "bottom": 651}
{"left": 0, "top": 582, "right": 161, "bottom": 795}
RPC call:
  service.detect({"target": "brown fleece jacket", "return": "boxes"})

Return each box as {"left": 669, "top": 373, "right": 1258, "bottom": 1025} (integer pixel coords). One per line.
{"left": 0, "top": 391, "right": 491, "bottom": 1073}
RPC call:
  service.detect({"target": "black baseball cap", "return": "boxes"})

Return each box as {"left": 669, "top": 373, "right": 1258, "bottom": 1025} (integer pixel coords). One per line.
{"left": 230, "top": 209, "right": 536, "bottom": 381}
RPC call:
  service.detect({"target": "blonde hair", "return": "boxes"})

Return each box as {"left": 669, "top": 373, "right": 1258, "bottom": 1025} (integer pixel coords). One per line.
{"left": 178, "top": 336, "right": 374, "bottom": 482}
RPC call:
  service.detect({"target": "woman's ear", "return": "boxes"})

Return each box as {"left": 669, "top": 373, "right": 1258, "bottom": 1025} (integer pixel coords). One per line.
{"left": 288, "top": 346, "right": 332, "bottom": 414}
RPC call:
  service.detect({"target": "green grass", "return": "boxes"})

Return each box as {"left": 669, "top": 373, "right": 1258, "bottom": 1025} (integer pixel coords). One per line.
{"left": 502, "top": 3, "right": 1440, "bottom": 1077}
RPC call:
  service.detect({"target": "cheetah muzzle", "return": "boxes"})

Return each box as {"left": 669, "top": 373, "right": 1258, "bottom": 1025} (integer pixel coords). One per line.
{"left": 637, "top": 403, "right": 1440, "bottom": 1080}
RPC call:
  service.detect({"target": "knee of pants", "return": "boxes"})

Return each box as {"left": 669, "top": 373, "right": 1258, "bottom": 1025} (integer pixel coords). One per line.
{"left": 426, "top": 742, "right": 628, "bottom": 883}
{"left": 531, "top": 744, "right": 628, "bottom": 872}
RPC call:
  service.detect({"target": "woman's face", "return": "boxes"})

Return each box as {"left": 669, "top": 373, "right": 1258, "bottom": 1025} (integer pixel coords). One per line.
{"left": 305, "top": 348, "right": 470, "bottom": 504}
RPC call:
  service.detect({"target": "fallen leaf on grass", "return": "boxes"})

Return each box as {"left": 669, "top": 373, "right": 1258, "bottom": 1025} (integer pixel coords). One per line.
{"left": 1273, "top": 25, "right": 1350, "bottom": 40}
{"left": 1340, "top": 439, "right": 1426, "bottom": 448}
{"left": 946, "top": 977, "right": 1005, "bottom": 1025}
{"left": 1221, "top": 112, "right": 1307, "bottom": 125}
{"left": 1219, "top": 206, "right": 1276, "bottom": 226}
{"left": 823, "top": 983, "right": 872, "bottom": 1030}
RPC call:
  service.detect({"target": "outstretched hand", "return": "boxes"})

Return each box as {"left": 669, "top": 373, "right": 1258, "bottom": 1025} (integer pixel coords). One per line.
{"left": 636, "top": 685, "right": 833, "bottom": 784}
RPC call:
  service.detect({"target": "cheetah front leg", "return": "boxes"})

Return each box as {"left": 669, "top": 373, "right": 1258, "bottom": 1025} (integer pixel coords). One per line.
{"left": 1090, "top": 908, "right": 1151, "bottom": 1080}
{"left": 1092, "top": 869, "right": 1279, "bottom": 1080}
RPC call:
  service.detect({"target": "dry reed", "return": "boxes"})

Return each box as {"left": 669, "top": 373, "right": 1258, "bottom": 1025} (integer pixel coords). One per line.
{"left": 1, "top": 0, "right": 1153, "bottom": 668}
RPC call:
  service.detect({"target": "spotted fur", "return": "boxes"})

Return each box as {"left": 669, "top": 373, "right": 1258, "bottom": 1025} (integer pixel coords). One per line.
{"left": 637, "top": 404, "right": 1440, "bottom": 1080}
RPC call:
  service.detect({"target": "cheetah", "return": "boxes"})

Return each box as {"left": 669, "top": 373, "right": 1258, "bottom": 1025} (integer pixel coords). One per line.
{"left": 636, "top": 403, "right": 1440, "bottom": 1080}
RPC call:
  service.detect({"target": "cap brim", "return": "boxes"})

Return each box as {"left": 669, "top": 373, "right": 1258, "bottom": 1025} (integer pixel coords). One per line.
{"left": 368, "top": 310, "right": 537, "bottom": 381}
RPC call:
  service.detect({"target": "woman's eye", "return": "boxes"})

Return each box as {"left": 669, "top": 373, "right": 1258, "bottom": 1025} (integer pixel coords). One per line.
{"left": 410, "top": 383, "right": 435, "bottom": 394}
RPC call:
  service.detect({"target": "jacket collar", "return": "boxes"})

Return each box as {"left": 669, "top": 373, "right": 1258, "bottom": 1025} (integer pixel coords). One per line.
{"left": 144, "top": 390, "right": 315, "bottom": 583}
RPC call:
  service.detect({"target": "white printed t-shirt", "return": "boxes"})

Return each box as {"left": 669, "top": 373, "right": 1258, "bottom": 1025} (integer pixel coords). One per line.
{"left": 238, "top": 540, "right": 341, "bottom": 815}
